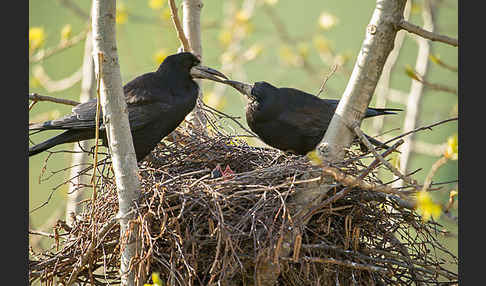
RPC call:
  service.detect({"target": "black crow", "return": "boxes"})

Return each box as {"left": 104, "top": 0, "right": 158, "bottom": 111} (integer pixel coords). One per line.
{"left": 222, "top": 80, "right": 401, "bottom": 155}
{"left": 29, "top": 52, "right": 228, "bottom": 162}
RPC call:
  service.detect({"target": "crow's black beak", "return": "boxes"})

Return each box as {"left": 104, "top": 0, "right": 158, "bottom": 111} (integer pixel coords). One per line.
{"left": 190, "top": 65, "right": 228, "bottom": 83}
{"left": 221, "top": 80, "right": 253, "bottom": 97}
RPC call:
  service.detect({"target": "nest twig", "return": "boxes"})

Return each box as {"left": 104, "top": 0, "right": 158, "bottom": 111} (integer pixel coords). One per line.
{"left": 29, "top": 108, "right": 458, "bottom": 286}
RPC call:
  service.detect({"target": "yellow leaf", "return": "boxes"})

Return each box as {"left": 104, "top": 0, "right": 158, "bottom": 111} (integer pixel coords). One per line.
{"left": 279, "top": 45, "right": 300, "bottom": 66}
{"left": 429, "top": 54, "right": 441, "bottom": 65}
{"left": 306, "top": 150, "right": 323, "bottom": 166}
{"left": 242, "top": 44, "right": 263, "bottom": 61}
{"left": 297, "top": 43, "right": 309, "bottom": 59}
{"left": 313, "top": 34, "right": 331, "bottom": 54}
{"left": 415, "top": 191, "right": 441, "bottom": 222}
{"left": 60, "top": 24, "right": 72, "bottom": 42}
{"left": 238, "top": 22, "right": 254, "bottom": 38}
{"left": 218, "top": 30, "right": 232, "bottom": 47}
{"left": 30, "top": 76, "right": 41, "bottom": 88}
{"left": 318, "top": 12, "right": 338, "bottom": 30}
{"left": 153, "top": 49, "right": 169, "bottom": 65}
{"left": 235, "top": 10, "right": 251, "bottom": 23}
{"left": 449, "top": 190, "right": 458, "bottom": 198}
{"left": 151, "top": 272, "right": 162, "bottom": 285}
{"left": 160, "top": 7, "right": 172, "bottom": 21}
{"left": 444, "top": 134, "right": 458, "bottom": 160}
{"left": 116, "top": 3, "right": 128, "bottom": 25}
{"left": 148, "top": 0, "right": 164, "bottom": 10}
{"left": 404, "top": 65, "right": 420, "bottom": 81}
{"left": 29, "top": 27, "right": 46, "bottom": 51}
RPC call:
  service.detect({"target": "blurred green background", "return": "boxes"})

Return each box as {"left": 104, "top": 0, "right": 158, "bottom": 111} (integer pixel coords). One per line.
{"left": 29, "top": 0, "right": 458, "bottom": 274}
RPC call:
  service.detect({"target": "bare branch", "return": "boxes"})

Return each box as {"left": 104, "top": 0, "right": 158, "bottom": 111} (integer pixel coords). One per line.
{"left": 383, "top": 117, "right": 458, "bottom": 146}
{"left": 352, "top": 123, "right": 417, "bottom": 188}
{"left": 316, "top": 64, "right": 338, "bottom": 97}
{"left": 57, "top": 0, "right": 90, "bottom": 20}
{"left": 399, "top": 19, "right": 458, "bottom": 47}
{"left": 29, "top": 93, "right": 80, "bottom": 107}
{"left": 421, "top": 156, "right": 449, "bottom": 192}
{"left": 29, "top": 26, "right": 90, "bottom": 63}
{"left": 168, "top": 0, "right": 191, "bottom": 52}
{"left": 32, "top": 65, "right": 83, "bottom": 93}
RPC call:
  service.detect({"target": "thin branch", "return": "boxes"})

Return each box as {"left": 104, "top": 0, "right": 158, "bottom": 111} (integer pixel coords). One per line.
{"left": 57, "top": 0, "right": 90, "bottom": 20}
{"left": 353, "top": 123, "right": 417, "bottom": 188}
{"left": 399, "top": 19, "right": 458, "bottom": 47}
{"left": 421, "top": 156, "right": 449, "bottom": 193}
{"left": 429, "top": 54, "right": 458, "bottom": 72}
{"left": 383, "top": 117, "right": 458, "bottom": 146}
{"left": 168, "top": 0, "right": 191, "bottom": 52}
{"left": 32, "top": 65, "right": 83, "bottom": 93}
{"left": 281, "top": 256, "right": 389, "bottom": 274}
{"left": 65, "top": 218, "right": 118, "bottom": 286}
{"left": 316, "top": 64, "right": 338, "bottom": 97}
{"left": 29, "top": 93, "right": 80, "bottom": 107}
{"left": 29, "top": 26, "right": 90, "bottom": 63}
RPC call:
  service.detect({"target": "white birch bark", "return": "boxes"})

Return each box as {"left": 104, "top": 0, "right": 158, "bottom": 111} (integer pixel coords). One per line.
{"left": 317, "top": 0, "right": 408, "bottom": 163}
{"left": 394, "top": 0, "right": 434, "bottom": 188}
{"left": 182, "top": 0, "right": 207, "bottom": 132}
{"left": 91, "top": 1, "right": 141, "bottom": 285}
{"left": 65, "top": 30, "right": 96, "bottom": 226}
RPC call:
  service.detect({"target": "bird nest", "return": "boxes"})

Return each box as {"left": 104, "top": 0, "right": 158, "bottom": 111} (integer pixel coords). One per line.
{"left": 29, "top": 107, "right": 458, "bottom": 285}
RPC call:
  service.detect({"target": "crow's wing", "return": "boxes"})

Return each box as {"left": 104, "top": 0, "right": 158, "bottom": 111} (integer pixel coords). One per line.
{"left": 276, "top": 88, "right": 338, "bottom": 139}
{"left": 30, "top": 73, "right": 174, "bottom": 132}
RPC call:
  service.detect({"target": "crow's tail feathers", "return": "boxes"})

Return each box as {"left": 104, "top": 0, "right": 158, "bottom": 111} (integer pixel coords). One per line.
{"left": 29, "top": 131, "right": 84, "bottom": 157}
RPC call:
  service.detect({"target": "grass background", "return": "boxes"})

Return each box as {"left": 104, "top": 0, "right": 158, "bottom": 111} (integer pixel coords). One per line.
{"left": 29, "top": 0, "right": 458, "bottom": 275}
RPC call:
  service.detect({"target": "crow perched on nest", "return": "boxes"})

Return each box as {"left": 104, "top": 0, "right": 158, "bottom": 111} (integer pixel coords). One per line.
{"left": 29, "top": 52, "right": 228, "bottom": 162}
{"left": 222, "top": 80, "right": 402, "bottom": 155}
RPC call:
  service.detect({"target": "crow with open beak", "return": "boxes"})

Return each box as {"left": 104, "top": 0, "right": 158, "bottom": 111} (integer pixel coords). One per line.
{"left": 29, "top": 52, "right": 228, "bottom": 162}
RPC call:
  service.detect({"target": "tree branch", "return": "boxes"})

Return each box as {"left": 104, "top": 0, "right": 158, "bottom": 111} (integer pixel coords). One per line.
{"left": 29, "top": 26, "right": 90, "bottom": 63}
{"left": 399, "top": 19, "right": 458, "bottom": 47}
{"left": 32, "top": 65, "right": 83, "bottom": 93}
{"left": 29, "top": 93, "right": 80, "bottom": 107}
{"left": 168, "top": 0, "right": 191, "bottom": 52}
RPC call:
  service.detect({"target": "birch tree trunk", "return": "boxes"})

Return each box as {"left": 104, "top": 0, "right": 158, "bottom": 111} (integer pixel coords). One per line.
{"left": 317, "top": 0, "right": 408, "bottom": 163}
{"left": 181, "top": 0, "right": 207, "bottom": 133}
{"left": 65, "top": 30, "right": 96, "bottom": 226}
{"left": 91, "top": 1, "right": 142, "bottom": 285}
